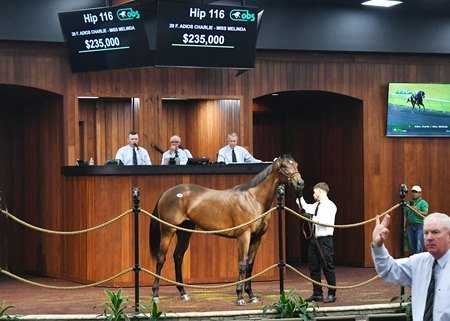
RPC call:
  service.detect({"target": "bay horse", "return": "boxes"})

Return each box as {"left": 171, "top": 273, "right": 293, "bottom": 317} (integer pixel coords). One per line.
{"left": 406, "top": 90, "right": 425, "bottom": 111}
{"left": 149, "top": 155, "right": 304, "bottom": 305}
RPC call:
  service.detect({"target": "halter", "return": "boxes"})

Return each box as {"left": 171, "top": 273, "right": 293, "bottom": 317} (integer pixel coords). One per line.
{"left": 279, "top": 169, "right": 300, "bottom": 181}
{"left": 277, "top": 159, "right": 300, "bottom": 181}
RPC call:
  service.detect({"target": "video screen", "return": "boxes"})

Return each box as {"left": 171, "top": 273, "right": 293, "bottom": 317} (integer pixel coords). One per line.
{"left": 386, "top": 83, "right": 450, "bottom": 137}
{"left": 59, "top": 3, "right": 152, "bottom": 72}
{"left": 155, "top": 1, "right": 261, "bottom": 69}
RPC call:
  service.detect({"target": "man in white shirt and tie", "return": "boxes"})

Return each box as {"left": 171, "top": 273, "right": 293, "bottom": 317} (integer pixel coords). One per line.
{"left": 372, "top": 212, "right": 450, "bottom": 321}
{"left": 297, "top": 182, "right": 337, "bottom": 303}
{"left": 217, "top": 133, "right": 261, "bottom": 164}
{"left": 161, "top": 135, "right": 193, "bottom": 165}
{"left": 115, "top": 130, "right": 151, "bottom": 165}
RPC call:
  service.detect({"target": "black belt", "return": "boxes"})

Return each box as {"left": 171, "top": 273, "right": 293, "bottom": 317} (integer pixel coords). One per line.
{"left": 317, "top": 235, "right": 332, "bottom": 238}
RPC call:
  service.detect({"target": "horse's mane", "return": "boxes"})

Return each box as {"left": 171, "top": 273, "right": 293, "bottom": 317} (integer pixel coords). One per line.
{"left": 232, "top": 155, "right": 295, "bottom": 191}
{"left": 233, "top": 164, "right": 274, "bottom": 191}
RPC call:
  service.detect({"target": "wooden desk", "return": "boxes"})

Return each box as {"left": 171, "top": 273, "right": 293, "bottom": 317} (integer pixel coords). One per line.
{"left": 61, "top": 164, "right": 280, "bottom": 286}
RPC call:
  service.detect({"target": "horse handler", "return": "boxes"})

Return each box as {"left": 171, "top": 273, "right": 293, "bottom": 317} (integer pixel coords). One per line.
{"left": 297, "top": 182, "right": 337, "bottom": 303}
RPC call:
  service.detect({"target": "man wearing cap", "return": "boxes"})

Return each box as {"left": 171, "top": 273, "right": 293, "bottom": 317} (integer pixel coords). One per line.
{"left": 404, "top": 185, "right": 429, "bottom": 255}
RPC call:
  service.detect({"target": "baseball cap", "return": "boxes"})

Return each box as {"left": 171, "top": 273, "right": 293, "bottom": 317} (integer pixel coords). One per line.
{"left": 411, "top": 185, "right": 422, "bottom": 192}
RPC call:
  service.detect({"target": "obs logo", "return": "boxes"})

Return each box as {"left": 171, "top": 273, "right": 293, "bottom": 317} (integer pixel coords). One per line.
{"left": 230, "top": 9, "right": 255, "bottom": 22}
{"left": 117, "top": 8, "right": 140, "bottom": 20}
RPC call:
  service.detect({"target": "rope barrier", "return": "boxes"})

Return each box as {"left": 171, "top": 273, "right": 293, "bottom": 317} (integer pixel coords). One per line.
{"left": 140, "top": 207, "right": 277, "bottom": 234}
{"left": 0, "top": 202, "right": 404, "bottom": 294}
{"left": 0, "top": 263, "right": 382, "bottom": 292}
{"left": 141, "top": 264, "right": 278, "bottom": 290}
{"left": 285, "top": 264, "right": 381, "bottom": 290}
{"left": 2, "top": 203, "right": 403, "bottom": 235}
{"left": 0, "top": 209, "right": 132, "bottom": 234}
{"left": 406, "top": 203, "right": 427, "bottom": 218}
{"left": 284, "top": 204, "right": 400, "bottom": 228}
{"left": 0, "top": 267, "right": 133, "bottom": 290}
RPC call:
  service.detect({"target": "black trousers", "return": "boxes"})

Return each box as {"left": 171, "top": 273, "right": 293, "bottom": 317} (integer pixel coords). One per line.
{"left": 307, "top": 235, "right": 336, "bottom": 296}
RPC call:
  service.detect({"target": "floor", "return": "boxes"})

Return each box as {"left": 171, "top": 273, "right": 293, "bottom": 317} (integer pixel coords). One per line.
{"left": 0, "top": 264, "right": 406, "bottom": 316}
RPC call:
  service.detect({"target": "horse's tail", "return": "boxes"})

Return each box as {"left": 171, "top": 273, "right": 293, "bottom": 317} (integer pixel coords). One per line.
{"left": 149, "top": 199, "right": 161, "bottom": 258}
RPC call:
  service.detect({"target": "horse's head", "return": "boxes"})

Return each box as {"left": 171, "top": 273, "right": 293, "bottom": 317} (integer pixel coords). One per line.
{"left": 275, "top": 155, "right": 304, "bottom": 196}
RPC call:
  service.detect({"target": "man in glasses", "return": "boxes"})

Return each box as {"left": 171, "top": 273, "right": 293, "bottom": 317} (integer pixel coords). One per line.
{"left": 161, "top": 135, "right": 192, "bottom": 165}
{"left": 404, "top": 185, "right": 429, "bottom": 255}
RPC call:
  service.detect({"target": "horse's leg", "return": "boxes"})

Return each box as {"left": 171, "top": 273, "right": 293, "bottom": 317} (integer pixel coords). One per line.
{"left": 236, "top": 232, "right": 251, "bottom": 306}
{"left": 173, "top": 221, "right": 195, "bottom": 300}
{"left": 152, "top": 228, "right": 176, "bottom": 303}
{"left": 244, "top": 236, "right": 263, "bottom": 303}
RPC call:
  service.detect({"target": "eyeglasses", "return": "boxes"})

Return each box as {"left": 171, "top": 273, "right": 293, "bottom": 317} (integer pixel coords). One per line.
{"left": 411, "top": 190, "right": 420, "bottom": 193}
{"left": 170, "top": 141, "right": 180, "bottom": 144}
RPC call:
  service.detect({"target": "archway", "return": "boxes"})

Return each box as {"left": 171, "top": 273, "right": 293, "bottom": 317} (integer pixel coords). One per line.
{"left": 253, "top": 90, "right": 364, "bottom": 266}
{"left": 0, "top": 84, "right": 63, "bottom": 275}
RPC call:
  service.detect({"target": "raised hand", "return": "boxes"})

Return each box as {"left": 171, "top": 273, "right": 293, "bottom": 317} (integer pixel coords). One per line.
{"left": 372, "top": 214, "right": 391, "bottom": 247}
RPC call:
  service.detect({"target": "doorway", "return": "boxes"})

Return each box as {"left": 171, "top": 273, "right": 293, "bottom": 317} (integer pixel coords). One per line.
{"left": 0, "top": 84, "right": 63, "bottom": 275}
{"left": 253, "top": 90, "right": 365, "bottom": 266}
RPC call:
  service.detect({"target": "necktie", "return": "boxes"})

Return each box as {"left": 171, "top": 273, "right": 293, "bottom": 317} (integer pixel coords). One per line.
{"left": 423, "top": 260, "right": 437, "bottom": 321}
{"left": 314, "top": 202, "right": 320, "bottom": 216}
{"left": 133, "top": 148, "right": 138, "bottom": 165}
{"left": 313, "top": 202, "right": 320, "bottom": 234}
{"left": 175, "top": 150, "right": 179, "bottom": 158}
{"left": 232, "top": 149, "right": 237, "bottom": 162}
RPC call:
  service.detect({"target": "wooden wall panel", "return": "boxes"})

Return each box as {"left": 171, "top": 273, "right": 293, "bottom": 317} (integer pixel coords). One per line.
{"left": 0, "top": 85, "right": 63, "bottom": 276}
{"left": 185, "top": 99, "right": 241, "bottom": 160}
{"left": 156, "top": 99, "right": 240, "bottom": 163}
{"left": 253, "top": 92, "right": 364, "bottom": 265}
{"left": 78, "top": 98, "right": 134, "bottom": 164}
{"left": 61, "top": 172, "right": 278, "bottom": 286}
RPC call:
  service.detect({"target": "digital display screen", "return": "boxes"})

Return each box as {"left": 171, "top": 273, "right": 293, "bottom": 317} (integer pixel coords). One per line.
{"left": 155, "top": 1, "right": 261, "bottom": 69}
{"left": 59, "top": 4, "right": 152, "bottom": 72}
{"left": 386, "top": 83, "right": 450, "bottom": 137}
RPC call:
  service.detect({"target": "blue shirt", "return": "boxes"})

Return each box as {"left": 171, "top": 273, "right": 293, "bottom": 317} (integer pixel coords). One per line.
{"left": 372, "top": 244, "right": 450, "bottom": 321}
{"left": 115, "top": 145, "right": 151, "bottom": 165}
{"left": 217, "top": 145, "right": 261, "bottom": 164}
{"left": 161, "top": 148, "right": 192, "bottom": 165}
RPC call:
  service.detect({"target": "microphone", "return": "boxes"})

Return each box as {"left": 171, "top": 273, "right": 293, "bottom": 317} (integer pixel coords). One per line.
{"left": 216, "top": 153, "right": 225, "bottom": 164}
{"left": 152, "top": 144, "right": 164, "bottom": 155}
{"left": 216, "top": 152, "right": 225, "bottom": 164}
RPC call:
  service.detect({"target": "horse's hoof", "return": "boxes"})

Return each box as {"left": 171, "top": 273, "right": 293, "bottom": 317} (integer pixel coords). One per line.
{"left": 248, "top": 297, "right": 259, "bottom": 304}
{"left": 152, "top": 297, "right": 160, "bottom": 304}
{"left": 236, "top": 299, "right": 246, "bottom": 306}
{"left": 181, "top": 294, "right": 190, "bottom": 301}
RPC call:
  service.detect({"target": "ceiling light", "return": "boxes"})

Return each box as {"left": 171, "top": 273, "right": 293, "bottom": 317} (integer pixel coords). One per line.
{"left": 362, "top": 0, "right": 403, "bottom": 8}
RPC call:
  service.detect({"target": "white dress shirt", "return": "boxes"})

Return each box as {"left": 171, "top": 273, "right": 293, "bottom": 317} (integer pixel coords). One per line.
{"left": 217, "top": 145, "right": 261, "bottom": 164}
{"left": 115, "top": 145, "right": 151, "bottom": 165}
{"left": 161, "top": 148, "right": 193, "bottom": 165}
{"left": 297, "top": 196, "right": 336, "bottom": 237}
{"left": 372, "top": 245, "right": 450, "bottom": 321}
